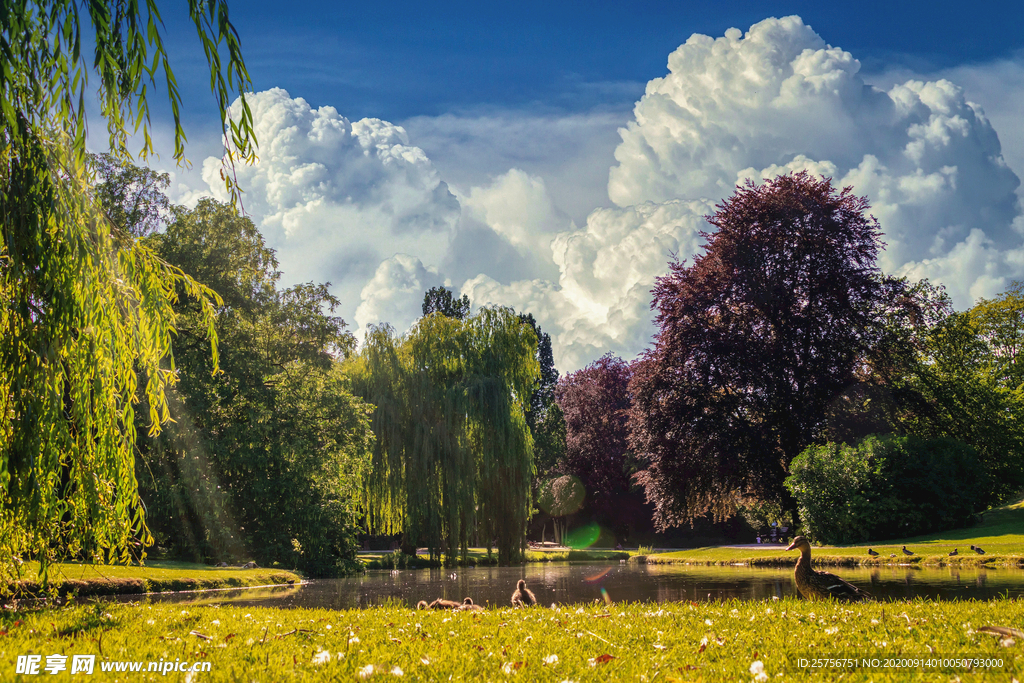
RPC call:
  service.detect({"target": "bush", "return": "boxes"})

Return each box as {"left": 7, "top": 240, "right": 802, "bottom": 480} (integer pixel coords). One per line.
{"left": 785, "top": 435, "right": 989, "bottom": 544}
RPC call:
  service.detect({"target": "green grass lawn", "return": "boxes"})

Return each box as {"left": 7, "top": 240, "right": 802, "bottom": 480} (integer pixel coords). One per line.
{"left": 648, "top": 495, "right": 1024, "bottom": 568}
{"left": 1, "top": 598, "right": 1020, "bottom": 681}
{"left": 8, "top": 561, "right": 301, "bottom": 598}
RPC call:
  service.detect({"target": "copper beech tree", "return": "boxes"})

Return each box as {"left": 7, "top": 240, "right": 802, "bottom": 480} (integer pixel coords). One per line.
{"left": 629, "top": 172, "right": 903, "bottom": 528}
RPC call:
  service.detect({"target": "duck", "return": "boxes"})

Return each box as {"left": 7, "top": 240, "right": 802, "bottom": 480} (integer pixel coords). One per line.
{"left": 416, "top": 600, "right": 428, "bottom": 610}
{"left": 867, "top": 548, "right": 879, "bottom": 556}
{"left": 428, "top": 598, "right": 461, "bottom": 610}
{"left": 948, "top": 548, "right": 958, "bottom": 556}
{"left": 973, "top": 545, "right": 986, "bottom": 555}
{"left": 511, "top": 579, "right": 537, "bottom": 607}
{"left": 786, "top": 536, "right": 870, "bottom": 602}
{"left": 902, "top": 546, "right": 914, "bottom": 556}
{"left": 459, "top": 597, "right": 485, "bottom": 612}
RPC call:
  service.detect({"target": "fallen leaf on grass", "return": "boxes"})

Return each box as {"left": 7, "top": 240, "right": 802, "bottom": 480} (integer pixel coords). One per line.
{"left": 593, "top": 654, "right": 615, "bottom": 665}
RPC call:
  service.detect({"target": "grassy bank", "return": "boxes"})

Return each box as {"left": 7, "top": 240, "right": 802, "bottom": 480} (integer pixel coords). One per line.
{"left": 647, "top": 495, "right": 1024, "bottom": 568}
{"left": 359, "top": 548, "right": 628, "bottom": 569}
{"left": 1, "top": 598, "right": 1020, "bottom": 681}
{"left": 7, "top": 561, "right": 301, "bottom": 599}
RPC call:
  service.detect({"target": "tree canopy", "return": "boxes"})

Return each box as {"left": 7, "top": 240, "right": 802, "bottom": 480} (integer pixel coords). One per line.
{"left": 629, "top": 172, "right": 900, "bottom": 528}
{"left": 1, "top": 0, "right": 256, "bottom": 585}
{"left": 422, "top": 286, "right": 471, "bottom": 320}
{"left": 350, "top": 308, "right": 539, "bottom": 565}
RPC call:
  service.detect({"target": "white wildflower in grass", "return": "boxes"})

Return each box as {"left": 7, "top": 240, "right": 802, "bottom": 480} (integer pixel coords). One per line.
{"left": 145, "top": 619, "right": 155, "bottom": 626}
{"left": 312, "top": 650, "right": 331, "bottom": 665}
{"left": 350, "top": 635, "right": 361, "bottom": 645}
{"left": 502, "top": 661, "right": 514, "bottom": 674}
{"left": 180, "top": 610, "right": 189, "bottom": 616}
{"left": 244, "top": 614, "right": 252, "bottom": 619}
{"left": 731, "top": 609, "right": 739, "bottom": 617}
{"left": 825, "top": 627, "right": 838, "bottom": 635}
{"left": 391, "top": 665, "right": 404, "bottom": 675}
{"left": 653, "top": 643, "right": 666, "bottom": 650}
{"left": 544, "top": 654, "right": 558, "bottom": 664}
{"left": 358, "top": 664, "right": 376, "bottom": 678}
{"left": 576, "top": 607, "right": 585, "bottom": 614}
{"left": 211, "top": 620, "right": 220, "bottom": 626}
{"left": 524, "top": 636, "right": 532, "bottom": 643}
{"left": 705, "top": 619, "right": 713, "bottom": 626}
{"left": 419, "top": 656, "right": 430, "bottom": 666}
{"left": 184, "top": 671, "right": 196, "bottom": 683}
{"left": 1001, "top": 638, "right": 1016, "bottom": 647}
{"left": 765, "top": 608, "right": 773, "bottom": 615}
{"left": 326, "top": 625, "right": 332, "bottom": 630}
{"left": 871, "top": 619, "right": 879, "bottom": 625}
{"left": 750, "top": 660, "right": 769, "bottom": 682}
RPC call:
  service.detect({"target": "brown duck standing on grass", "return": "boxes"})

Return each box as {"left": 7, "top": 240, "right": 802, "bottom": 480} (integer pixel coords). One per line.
{"left": 867, "top": 548, "right": 879, "bottom": 556}
{"left": 786, "top": 536, "right": 870, "bottom": 602}
{"left": 949, "top": 548, "right": 958, "bottom": 556}
{"left": 902, "top": 546, "right": 914, "bottom": 556}
{"left": 511, "top": 579, "right": 537, "bottom": 607}
{"left": 972, "top": 545, "right": 986, "bottom": 555}
{"left": 459, "top": 597, "right": 485, "bottom": 612}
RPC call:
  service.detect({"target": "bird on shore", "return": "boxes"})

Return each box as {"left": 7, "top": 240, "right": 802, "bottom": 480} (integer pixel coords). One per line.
{"left": 973, "top": 545, "right": 986, "bottom": 555}
{"left": 459, "top": 597, "right": 485, "bottom": 612}
{"left": 428, "top": 598, "right": 461, "bottom": 610}
{"left": 949, "top": 548, "right": 958, "bottom": 556}
{"left": 867, "top": 548, "right": 879, "bottom": 556}
{"left": 786, "top": 536, "right": 870, "bottom": 602}
{"left": 511, "top": 579, "right": 537, "bottom": 607}
{"left": 902, "top": 546, "right": 914, "bottom": 556}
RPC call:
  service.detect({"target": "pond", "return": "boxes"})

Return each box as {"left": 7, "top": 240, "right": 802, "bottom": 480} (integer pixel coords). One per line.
{"left": 102, "top": 562, "right": 1024, "bottom": 609}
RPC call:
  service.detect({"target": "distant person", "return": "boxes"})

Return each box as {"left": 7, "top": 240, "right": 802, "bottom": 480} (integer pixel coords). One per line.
{"left": 756, "top": 536, "right": 761, "bottom": 544}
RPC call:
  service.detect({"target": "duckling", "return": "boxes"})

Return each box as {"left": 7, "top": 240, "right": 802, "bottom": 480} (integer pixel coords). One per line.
{"left": 902, "top": 546, "right": 914, "bottom": 556}
{"left": 867, "top": 548, "right": 879, "bottom": 556}
{"left": 428, "top": 598, "right": 461, "bottom": 610}
{"left": 973, "top": 545, "right": 986, "bottom": 555}
{"left": 889, "top": 554, "right": 896, "bottom": 558}
{"left": 459, "top": 597, "right": 485, "bottom": 612}
{"left": 786, "top": 536, "right": 870, "bottom": 602}
{"left": 511, "top": 579, "right": 537, "bottom": 607}
{"left": 948, "top": 548, "right": 958, "bottom": 556}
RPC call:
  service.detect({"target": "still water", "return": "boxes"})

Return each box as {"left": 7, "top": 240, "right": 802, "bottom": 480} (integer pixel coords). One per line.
{"left": 104, "top": 563, "right": 1024, "bottom": 609}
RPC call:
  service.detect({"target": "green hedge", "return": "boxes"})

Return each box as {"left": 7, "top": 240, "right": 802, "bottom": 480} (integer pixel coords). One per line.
{"left": 785, "top": 435, "right": 989, "bottom": 544}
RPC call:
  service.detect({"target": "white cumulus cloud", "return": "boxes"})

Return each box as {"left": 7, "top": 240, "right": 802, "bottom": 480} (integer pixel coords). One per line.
{"left": 196, "top": 87, "right": 460, "bottom": 317}
{"left": 608, "top": 16, "right": 1023, "bottom": 307}
{"left": 190, "top": 17, "right": 1024, "bottom": 371}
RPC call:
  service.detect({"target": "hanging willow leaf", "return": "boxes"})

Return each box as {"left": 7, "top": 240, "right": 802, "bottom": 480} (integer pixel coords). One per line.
{"left": 1, "top": 0, "right": 256, "bottom": 591}
{"left": 349, "top": 308, "right": 539, "bottom": 565}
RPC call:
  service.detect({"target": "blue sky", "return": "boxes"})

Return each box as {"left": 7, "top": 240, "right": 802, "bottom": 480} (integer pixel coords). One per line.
{"left": 163, "top": 1, "right": 1024, "bottom": 121}
{"left": 144, "top": 3, "right": 1024, "bottom": 371}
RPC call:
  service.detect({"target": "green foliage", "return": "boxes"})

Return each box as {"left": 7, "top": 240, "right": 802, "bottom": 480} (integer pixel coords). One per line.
{"left": 0, "top": 0, "right": 255, "bottom": 590}
{"left": 971, "top": 280, "right": 1024, "bottom": 389}
{"left": 421, "top": 286, "right": 470, "bottom": 319}
{"left": 890, "top": 311, "right": 1024, "bottom": 502}
{"left": 89, "top": 153, "right": 171, "bottom": 237}
{"left": 785, "top": 435, "right": 989, "bottom": 544}
{"left": 137, "top": 199, "right": 372, "bottom": 577}
{"left": 350, "top": 308, "right": 540, "bottom": 565}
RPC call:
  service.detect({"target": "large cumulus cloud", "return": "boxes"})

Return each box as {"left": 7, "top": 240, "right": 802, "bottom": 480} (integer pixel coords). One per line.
{"left": 196, "top": 87, "right": 460, "bottom": 315}
{"left": 609, "top": 16, "right": 1024, "bottom": 304}
{"left": 189, "top": 17, "right": 1024, "bottom": 371}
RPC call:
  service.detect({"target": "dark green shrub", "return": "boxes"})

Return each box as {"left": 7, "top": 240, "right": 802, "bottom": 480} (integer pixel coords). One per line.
{"left": 785, "top": 435, "right": 989, "bottom": 544}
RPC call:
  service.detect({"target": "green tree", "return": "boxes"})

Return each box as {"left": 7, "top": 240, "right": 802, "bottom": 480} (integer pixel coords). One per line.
{"left": 139, "top": 199, "right": 372, "bottom": 575}
{"left": 90, "top": 153, "right": 171, "bottom": 238}
{"left": 422, "top": 286, "right": 470, "bottom": 319}
{"left": 971, "top": 281, "right": 1024, "bottom": 389}
{"left": 1, "top": 0, "right": 255, "bottom": 587}
{"left": 351, "top": 308, "right": 539, "bottom": 565}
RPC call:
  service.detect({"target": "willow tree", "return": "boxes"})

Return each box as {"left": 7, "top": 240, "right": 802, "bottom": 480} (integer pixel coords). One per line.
{"left": 351, "top": 307, "right": 539, "bottom": 565}
{"left": 1, "top": 1, "right": 256, "bottom": 587}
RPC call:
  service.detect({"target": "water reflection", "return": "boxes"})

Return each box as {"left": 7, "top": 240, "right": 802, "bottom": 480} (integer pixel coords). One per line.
{"left": 95, "top": 563, "right": 1024, "bottom": 610}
